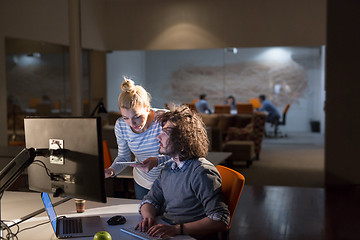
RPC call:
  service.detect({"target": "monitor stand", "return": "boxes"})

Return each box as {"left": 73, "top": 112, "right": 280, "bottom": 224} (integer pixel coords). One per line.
{"left": 0, "top": 148, "right": 35, "bottom": 237}
{"left": 0, "top": 148, "right": 70, "bottom": 235}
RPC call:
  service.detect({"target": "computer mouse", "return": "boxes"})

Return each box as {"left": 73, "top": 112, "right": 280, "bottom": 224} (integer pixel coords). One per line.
{"left": 107, "top": 215, "right": 126, "bottom": 225}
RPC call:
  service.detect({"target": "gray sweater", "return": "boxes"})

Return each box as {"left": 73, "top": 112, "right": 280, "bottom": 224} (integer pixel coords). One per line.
{"left": 141, "top": 158, "right": 230, "bottom": 226}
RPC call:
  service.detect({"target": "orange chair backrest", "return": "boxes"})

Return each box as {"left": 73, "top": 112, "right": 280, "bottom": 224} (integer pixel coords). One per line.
{"left": 53, "top": 100, "right": 61, "bottom": 110}
{"left": 29, "top": 98, "right": 41, "bottom": 108}
{"left": 103, "top": 140, "right": 113, "bottom": 169}
{"left": 249, "top": 98, "right": 262, "bottom": 109}
{"left": 216, "top": 165, "right": 245, "bottom": 228}
{"left": 283, "top": 104, "right": 290, "bottom": 115}
{"left": 236, "top": 103, "right": 253, "bottom": 114}
{"left": 183, "top": 103, "right": 197, "bottom": 112}
{"left": 214, "top": 104, "right": 231, "bottom": 114}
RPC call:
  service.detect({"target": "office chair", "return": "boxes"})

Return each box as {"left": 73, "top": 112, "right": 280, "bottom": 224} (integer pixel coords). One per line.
{"left": 216, "top": 165, "right": 245, "bottom": 240}
{"left": 182, "top": 103, "right": 197, "bottom": 112}
{"left": 214, "top": 104, "right": 231, "bottom": 114}
{"left": 267, "top": 103, "right": 290, "bottom": 138}
{"left": 249, "top": 98, "right": 262, "bottom": 109}
{"left": 103, "top": 140, "right": 113, "bottom": 169}
{"left": 236, "top": 103, "right": 253, "bottom": 114}
{"left": 28, "top": 98, "right": 41, "bottom": 109}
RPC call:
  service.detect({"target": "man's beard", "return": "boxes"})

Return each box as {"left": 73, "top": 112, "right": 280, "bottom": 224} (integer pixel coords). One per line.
{"left": 159, "top": 143, "right": 175, "bottom": 157}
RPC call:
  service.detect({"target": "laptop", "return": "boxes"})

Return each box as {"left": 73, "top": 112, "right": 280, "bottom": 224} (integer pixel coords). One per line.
{"left": 41, "top": 192, "right": 104, "bottom": 238}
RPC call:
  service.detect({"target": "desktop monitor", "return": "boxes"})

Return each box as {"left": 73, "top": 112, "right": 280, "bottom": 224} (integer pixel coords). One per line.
{"left": 24, "top": 117, "right": 106, "bottom": 203}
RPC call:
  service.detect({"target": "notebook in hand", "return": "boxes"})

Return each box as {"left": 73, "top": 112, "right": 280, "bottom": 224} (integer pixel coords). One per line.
{"left": 41, "top": 192, "right": 103, "bottom": 238}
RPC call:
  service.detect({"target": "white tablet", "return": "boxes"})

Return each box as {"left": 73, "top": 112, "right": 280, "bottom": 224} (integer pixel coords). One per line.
{"left": 115, "top": 161, "right": 138, "bottom": 165}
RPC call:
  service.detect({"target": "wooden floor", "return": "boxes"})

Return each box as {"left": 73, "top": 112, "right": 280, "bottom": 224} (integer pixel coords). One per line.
{"left": 229, "top": 185, "right": 360, "bottom": 240}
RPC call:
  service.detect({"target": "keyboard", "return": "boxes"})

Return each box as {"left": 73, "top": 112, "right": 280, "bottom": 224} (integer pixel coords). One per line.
{"left": 62, "top": 218, "right": 83, "bottom": 234}
{"left": 120, "top": 227, "right": 170, "bottom": 240}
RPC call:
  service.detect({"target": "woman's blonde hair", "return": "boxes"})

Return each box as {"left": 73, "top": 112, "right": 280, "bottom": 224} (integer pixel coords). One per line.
{"left": 118, "top": 77, "right": 151, "bottom": 109}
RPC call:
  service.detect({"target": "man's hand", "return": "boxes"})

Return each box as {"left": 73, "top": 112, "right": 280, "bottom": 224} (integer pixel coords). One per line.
{"left": 130, "top": 157, "right": 158, "bottom": 172}
{"left": 135, "top": 217, "right": 157, "bottom": 232}
{"left": 147, "top": 224, "right": 179, "bottom": 238}
{"left": 137, "top": 203, "right": 158, "bottom": 232}
{"left": 104, "top": 168, "right": 114, "bottom": 178}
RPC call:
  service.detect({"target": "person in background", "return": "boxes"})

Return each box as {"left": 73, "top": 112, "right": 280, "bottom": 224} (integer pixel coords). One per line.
{"left": 104, "top": 77, "right": 171, "bottom": 200}
{"left": 195, "top": 94, "right": 212, "bottom": 114}
{"left": 7, "top": 94, "right": 21, "bottom": 111}
{"left": 257, "top": 94, "right": 280, "bottom": 124}
{"left": 226, "top": 95, "right": 236, "bottom": 111}
{"left": 136, "top": 105, "right": 229, "bottom": 239}
{"left": 40, "top": 94, "right": 52, "bottom": 105}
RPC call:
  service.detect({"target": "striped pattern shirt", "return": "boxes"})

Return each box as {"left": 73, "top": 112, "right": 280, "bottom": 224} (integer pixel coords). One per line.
{"left": 110, "top": 110, "right": 171, "bottom": 189}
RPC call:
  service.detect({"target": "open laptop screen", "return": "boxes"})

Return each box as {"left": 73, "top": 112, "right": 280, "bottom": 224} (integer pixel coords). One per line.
{"left": 41, "top": 192, "right": 57, "bottom": 232}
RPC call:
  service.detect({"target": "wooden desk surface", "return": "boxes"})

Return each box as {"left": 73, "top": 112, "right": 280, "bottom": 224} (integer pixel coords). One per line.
{"left": 1, "top": 191, "right": 194, "bottom": 240}
{"left": 206, "top": 151, "right": 232, "bottom": 166}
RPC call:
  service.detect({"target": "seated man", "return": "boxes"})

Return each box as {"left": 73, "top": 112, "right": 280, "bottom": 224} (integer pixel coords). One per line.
{"left": 136, "top": 105, "right": 230, "bottom": 239}
{"left": 257, "top": 94, "right": 280, "bottom": 124}
{"left": 195, "top": 94, "right": 212, "bottom": 114}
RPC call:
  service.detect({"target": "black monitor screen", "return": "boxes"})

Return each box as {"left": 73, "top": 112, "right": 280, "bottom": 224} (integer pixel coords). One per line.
{"left": 24, "top": 117, "right": 106, "bottom": 203}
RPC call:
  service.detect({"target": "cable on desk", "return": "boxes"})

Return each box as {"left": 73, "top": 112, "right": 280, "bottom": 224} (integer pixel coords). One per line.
{"left": 1, "top": 219, "right": 50, "bottom": 240}
{"left": 15, "top": 220, "right": 50, "bottom": 235}
{"left": 1, "top": 220, "right": 18, "bottom": 240}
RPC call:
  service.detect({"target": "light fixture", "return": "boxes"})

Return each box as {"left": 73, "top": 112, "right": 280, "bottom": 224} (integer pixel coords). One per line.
{"left": 224, "top": 48, "right": 238, "bottom": 54}
{"left": 26, "top": 52, "right": 41, "bottom": 58}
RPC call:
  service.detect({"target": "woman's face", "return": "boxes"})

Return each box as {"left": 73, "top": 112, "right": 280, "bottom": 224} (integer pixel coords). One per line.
{"left": 121, "top": 105, "right": 150, "bottom": 133}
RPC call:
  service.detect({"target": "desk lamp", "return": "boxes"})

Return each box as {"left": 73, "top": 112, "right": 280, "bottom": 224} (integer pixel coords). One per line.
{"left": 90, "top": 98, "right": 108, "bottom": 117}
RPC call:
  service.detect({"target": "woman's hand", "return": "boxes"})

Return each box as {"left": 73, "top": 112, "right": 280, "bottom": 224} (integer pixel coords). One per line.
{"left": 130, "top": 157, "right": 158, "bottom": 172}
{"left": 104, "top": 168, "right": 114, "bottom": 178}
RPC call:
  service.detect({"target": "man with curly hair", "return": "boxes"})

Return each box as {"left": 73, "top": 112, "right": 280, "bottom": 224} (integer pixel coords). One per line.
{"left": 135, "top": 105, "right": 230, "bottom": 239}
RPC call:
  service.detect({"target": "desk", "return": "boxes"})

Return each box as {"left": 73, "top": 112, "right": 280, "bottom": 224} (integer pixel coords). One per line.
{"left": 206, "top": 151, "right": 232, "bottom": 166}
{"left": 1, "top": 191, "right": 194, "bottom": 240}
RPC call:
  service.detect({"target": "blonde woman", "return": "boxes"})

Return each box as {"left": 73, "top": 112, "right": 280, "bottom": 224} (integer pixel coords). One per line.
{"left": 104, "top": 77, "right": 170, "bottom": 199}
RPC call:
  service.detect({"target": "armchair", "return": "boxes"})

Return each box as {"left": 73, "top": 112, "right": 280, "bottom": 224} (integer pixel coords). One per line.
{"left": 225, "top": 111, "right": 267, "bottom": 160}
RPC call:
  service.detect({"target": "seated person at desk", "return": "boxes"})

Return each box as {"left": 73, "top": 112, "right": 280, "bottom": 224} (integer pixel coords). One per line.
{"left": 225, "top": 95, "right": 237, "bottom": 112}
{"left": 136, "top": 105, "right": 230, "bottom": 239}
{"left": 195, "top": 94, "right": 212, "bottom": 114}
{"left": 257, "top": 94, "right": 280, "bottom": 124}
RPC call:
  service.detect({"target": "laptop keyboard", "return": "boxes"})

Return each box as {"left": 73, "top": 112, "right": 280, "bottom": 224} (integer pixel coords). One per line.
{"left": 120, "top": 227, "right": 170, "bottom": 240}
{"left": 63, "top": 218, "right": 83, "bottom": 234}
